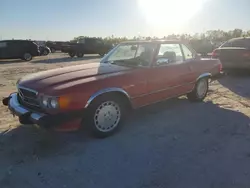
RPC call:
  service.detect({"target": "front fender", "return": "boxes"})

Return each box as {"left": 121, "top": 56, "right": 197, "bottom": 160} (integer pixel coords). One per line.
{"left": 196, "top": 73, "right": 212, "bottom": 81}
{"left": 84, "top": 87, "right": 131, "bottom": 108}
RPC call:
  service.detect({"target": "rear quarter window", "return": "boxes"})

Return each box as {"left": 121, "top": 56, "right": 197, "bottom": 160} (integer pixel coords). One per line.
{"left": 231, "top": 39, "right": 245, "bottom": 48}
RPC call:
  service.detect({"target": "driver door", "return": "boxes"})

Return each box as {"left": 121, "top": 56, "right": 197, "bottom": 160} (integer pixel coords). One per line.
{"left": 138, "top": 43, "right": 193, "bottom": 106}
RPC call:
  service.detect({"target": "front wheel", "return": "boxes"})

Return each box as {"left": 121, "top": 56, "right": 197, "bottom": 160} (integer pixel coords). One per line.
{"left": 86, "top": 96, "right": 125, "bottom": 138}
{"left": 50, "top": 48, "right": 56, "bottom": 53}
{"left": 187, "top": 78, "right": 208, "bottom": 102}
{"left": 43, "top": 50, "right": 49, "bottom": 56}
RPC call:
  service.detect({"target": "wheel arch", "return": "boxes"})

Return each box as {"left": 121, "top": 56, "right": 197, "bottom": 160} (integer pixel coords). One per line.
{"left": 84, "top": 87, "right": 132, "bottom": 109}
{"left": 196, "top": 73, "right": 212, "bottom": 81}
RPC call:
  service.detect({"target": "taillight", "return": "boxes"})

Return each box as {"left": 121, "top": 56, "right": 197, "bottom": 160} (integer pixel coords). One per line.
{"left": 211, "top": 49, "right": 220, "bottom": 58}
{"left": 218, "top": 62, "right": 223, "bottom": 72}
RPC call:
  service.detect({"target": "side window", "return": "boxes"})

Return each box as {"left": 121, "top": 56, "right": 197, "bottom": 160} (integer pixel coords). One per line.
{"left": 181, "top": 44, "right": 194, "bottom": 60}
{"left": 0, "top": 42, "right": 7, "bottom": 48}
{"left": 156, "top": 43, "right": 183, "bottom": 65}
{"left": 95, "top": 39, "right": 104, "bottom": 45}
{"left": 231, "top": 40, "right": 245, "bottom": 48}
{"left": 78, "top": 38, "right": 85, "bottom": 44}
{"left": 135, "top": 44, "right": 157, "bottom": 64}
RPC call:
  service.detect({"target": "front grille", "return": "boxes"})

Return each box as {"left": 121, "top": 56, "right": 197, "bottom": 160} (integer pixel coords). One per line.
{"left": 18, "top": 87, "right": 41, "bottom": 109}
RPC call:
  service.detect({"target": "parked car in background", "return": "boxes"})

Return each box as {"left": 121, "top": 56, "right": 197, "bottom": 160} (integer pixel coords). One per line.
{"left": 39, "top": 45, "right": 51, "bottom": 56}
{"left": 0, "top": 40, "right": 40, "bottom": 61}
{"left": 189, "top": 39, "right": 215, "bottom": 56}
{"left": 212, "top": 37, "right": 250, "bottom": 70}
{"left": 62, "top": 38, "right": 113, "bottom": 57}
{"left": 2, "top": 40, "right": 222, "bottom": 137}
{"left": 46, "top": 41, "right": 70, "bottom": 53}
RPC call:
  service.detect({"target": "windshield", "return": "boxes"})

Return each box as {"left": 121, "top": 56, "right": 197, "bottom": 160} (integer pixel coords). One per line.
{"left": 101, "top": 43, "right": 157, "bottom": 67}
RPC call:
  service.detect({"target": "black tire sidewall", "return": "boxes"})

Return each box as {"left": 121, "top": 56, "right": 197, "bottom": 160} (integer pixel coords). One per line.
{"left": 23, "top": 53, "right": 32, "bottom": 61}
{"left": 86, "top": 96, "right": 125, "bottom": 138}
{"left": 195, "top": 78, "right": 208, "bottom": 100}
{"left": 50, "top": 48, "right": 56, "bottom": 53}
{"left": 44, "top": 50, "right": 49, "bottom": 55}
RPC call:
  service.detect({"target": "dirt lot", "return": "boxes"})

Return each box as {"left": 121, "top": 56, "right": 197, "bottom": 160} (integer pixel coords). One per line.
{"left": 0, "top": 54, "right": 250, "bottom": 188}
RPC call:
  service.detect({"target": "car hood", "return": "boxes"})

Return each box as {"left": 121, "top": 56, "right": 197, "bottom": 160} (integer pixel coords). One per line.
{"left": 18, "top": 63, "right": 131, "bottom": 92}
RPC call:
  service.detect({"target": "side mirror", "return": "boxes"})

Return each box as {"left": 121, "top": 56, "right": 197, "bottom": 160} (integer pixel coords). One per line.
{"left": 156, "top": 58, "right": 169, "bottom": 65}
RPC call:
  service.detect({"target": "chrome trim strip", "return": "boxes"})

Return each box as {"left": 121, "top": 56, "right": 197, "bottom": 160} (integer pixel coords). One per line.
{"left": 17, "top": 85, "right": 40, "bottom": 107}
{"left": 131, "top": 82, "right": 195, "bottom": 99}
{"left": 9, "top": 93, "right": 30, "bottom": 115}
{"left": 137, "top": 90, "right": 193, "bottom": 109}
{"left": 17, "top": 85, "right": 38, "bottom": 95}
{"left": 196, "top": 73, "right": 212, "bottom": 81}
{"left": 8, "top": 93, "right": 45, "bottom": 122}
{"left": 85, "top": 87, "right": 131, "bottom": 108}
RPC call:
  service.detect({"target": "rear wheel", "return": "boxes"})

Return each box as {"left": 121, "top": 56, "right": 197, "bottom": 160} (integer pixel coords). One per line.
{"left": 69, "top": 52, "right": 76, "bottom": 58}
{"left": 76, "top": 52, "right": 84, "bottom": 58}
{"left": 187, "top": 78, "right": 208, "bottom": 102}
{"left": 23, "top": 53, "right": 32, "bottom": 61}
{"left": 85, "top": 95, "right": 127, "bottom": 138}
{"left": 43, "top": 50, "right": 49, "bottom": 56}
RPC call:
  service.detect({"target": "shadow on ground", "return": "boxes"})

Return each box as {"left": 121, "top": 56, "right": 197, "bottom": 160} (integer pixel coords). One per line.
{"left": 0, "top": 59, "right": 25, "bottom": 64}
{"left": 1, "top": 97, "right": 250, "bottom": 188}
{"left": 219, "top": 71, "right": 250, "bottom": 99}
{"left": 31, "top": 55, "right": 100, "bottom": 64}
{"left": 0, "top": 98, "right": 250, "bottom": 188}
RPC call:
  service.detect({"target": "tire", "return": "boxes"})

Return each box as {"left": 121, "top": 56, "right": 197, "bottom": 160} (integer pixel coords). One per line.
{"left": 85, "top": 95, "right": 127, "bottom": 138}
{"left": 187, "top": 78, "right": 209, "bottom": 102}
{"left": 23, "top": 53, "right": 32, "bottom": 61}
{"left": 69, "top": 52, "right": 76, "bottom": 58}
{"left": 50, "top": 48, "right": 56, "bottom": 53}
{"left": 43, "top": 50, "right": 49, "bottom": 56}
{"left": 76, "top": 52, "right": 84, "bottom": 58}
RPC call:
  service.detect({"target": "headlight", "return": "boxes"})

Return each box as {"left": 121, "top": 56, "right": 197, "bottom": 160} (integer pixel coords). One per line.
{"left": 41, "top": 96, "right": 59, "bottom": 109}
{"left": 50, "top": 98, "right": 59, "bottom": 108}
{"left": 40, "top": 95, "right": 70, "bottom": 109}
{"left": 42, "top": 96, "right": 49, "bottom": 107}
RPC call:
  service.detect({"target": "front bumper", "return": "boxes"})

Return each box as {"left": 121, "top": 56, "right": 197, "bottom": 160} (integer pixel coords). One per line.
{"left": 2, "top": 93, "right": 84, "bottom": 130}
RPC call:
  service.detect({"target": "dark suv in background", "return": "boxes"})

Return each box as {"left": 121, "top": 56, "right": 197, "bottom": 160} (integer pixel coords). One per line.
{"left": 0, "top": 40, "right": 40, "bottom": 61}
{"left": 61, "top": 38, "right": 114, "bottom": 57}
{"left": 46, "top": 41, "right": 70, "bottom": 53}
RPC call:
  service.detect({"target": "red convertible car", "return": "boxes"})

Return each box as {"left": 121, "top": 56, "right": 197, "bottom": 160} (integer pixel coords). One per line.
{"left": 2, "top": 40, "right": 222, "bottom": 137}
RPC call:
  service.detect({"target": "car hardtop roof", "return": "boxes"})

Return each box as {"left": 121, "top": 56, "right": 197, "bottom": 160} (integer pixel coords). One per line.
{"left": 0, "top": 40, "right": 33, "bottom": 42}
{"left": 120, "top": 40, "right": 183, "bottom": 44}
{"left": 228, "top": 37, "right": 250, "bottom": 42}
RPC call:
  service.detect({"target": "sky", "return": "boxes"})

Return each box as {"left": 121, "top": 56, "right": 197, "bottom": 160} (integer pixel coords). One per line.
{"left": 1, "top": 0, "right": 250, "bottom": 41}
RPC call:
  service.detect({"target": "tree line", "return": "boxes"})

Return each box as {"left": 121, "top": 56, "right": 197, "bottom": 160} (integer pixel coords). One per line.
{"left": 73, "top": 28, "right": 250, "bottom": 45}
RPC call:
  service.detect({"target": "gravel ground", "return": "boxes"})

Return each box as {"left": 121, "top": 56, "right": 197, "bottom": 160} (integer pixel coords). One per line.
{"left": 0, "top": 53, "right": 250, "bottom": 188}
